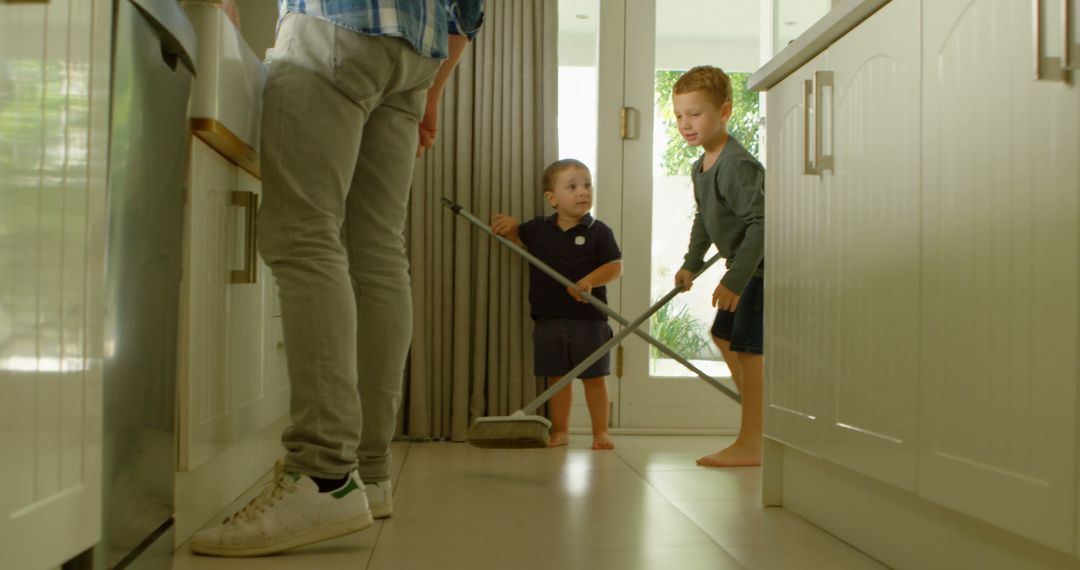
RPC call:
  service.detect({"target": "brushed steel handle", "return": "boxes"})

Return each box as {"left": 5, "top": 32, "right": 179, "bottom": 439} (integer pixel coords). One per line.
{"left": 1036, "top": 0, "right": 1046, "bottom": 79}
{"left": 814, "top": 70, "right": 834, "bottom": 173}
{"left": 230, "top": 191, "right": 258, "bottom": 284}
{"left": 1064, "top": 0, "right": 1076, "bottom": 70}
{"left": 620, "top": 106, "right": 638, "bottom": 140}
{"left": 1034, "top": 0, "right": 1067, "bottom": 81}
{"left": 803, "top": 79, "right": 816, "bottom": 175}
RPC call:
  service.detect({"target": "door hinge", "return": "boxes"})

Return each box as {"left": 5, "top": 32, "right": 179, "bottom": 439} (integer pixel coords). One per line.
{"left": 616, "top": 345, "right": 624, "bottom": 378}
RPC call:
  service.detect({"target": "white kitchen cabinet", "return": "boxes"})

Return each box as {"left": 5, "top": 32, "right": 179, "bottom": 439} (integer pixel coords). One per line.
{"left": 0, "top": 0, "right": 111, "bottom": 567}
{"left": 180, "top": 133, "right": 292, "bottom": 444}
{"left": 235, "top": 169, "right": 288, "bottom": 432}
{"left": 175, "top": 131, "right": 290, "bottom": 545}
{"left": 761, "top": 0, "right": 1080, "bottom": 561}
{"left": 178, "top": 135, "right": 289, "bottom": 467}
{"left": 173, "top": 0, "right": 284, "bottom": 543}
{"left": 179, "top": 137, "right": 240, "bottom": 470}
{"left": 764, "top": 51, "right": 831, "bottom": 459}
{"left": 919, "top": 0, "right": 1080, "bottom": 552}
{"left": 766, "top": 0, "right": 923, "bottom": 488}
{"left": 822, "top": 0, "right": 920, "bottom": 492}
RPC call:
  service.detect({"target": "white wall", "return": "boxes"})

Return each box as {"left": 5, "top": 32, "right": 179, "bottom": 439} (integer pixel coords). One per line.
{"left": 234, "top": 0, "right": 277, "bottom": 58}
{"left": 656, "top": 37, "right": 758, "bottom": 73}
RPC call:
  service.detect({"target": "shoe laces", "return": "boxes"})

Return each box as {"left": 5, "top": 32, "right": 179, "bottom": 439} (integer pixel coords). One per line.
{"left": 224, "top": 460, "right": 297, "bottom": 525}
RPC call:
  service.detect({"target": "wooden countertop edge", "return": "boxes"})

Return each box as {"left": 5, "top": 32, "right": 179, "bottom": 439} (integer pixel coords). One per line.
{"left": 191, "top": 118, "right": 261, "bottom": 179}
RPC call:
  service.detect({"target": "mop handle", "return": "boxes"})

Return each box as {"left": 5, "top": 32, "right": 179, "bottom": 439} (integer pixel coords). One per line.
{"left": 441, "top": 198, "right": 735, "bottom": 410}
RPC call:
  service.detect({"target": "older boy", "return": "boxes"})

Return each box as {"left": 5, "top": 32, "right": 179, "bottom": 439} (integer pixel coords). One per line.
{"left": 672, "top": 66, "right": 765, "bottom": 468}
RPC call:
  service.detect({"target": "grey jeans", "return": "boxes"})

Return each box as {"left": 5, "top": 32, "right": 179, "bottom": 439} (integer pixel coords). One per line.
{"left": 258, "top": 14, "right": 440, "bottom": 481}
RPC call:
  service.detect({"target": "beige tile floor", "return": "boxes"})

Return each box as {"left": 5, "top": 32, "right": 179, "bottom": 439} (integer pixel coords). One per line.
{"left": 171, "top": 436, "right": 888, "bottom": 570}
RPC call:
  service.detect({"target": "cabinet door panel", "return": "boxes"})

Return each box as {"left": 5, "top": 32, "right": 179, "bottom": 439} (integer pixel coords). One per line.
{"left": 825, "top": 0, "right": 920, "bottom": 491}
{"left": 179, "top": 138, "right": 237, "bottom": 470}
{"left": 920, "top": 0, "right": 1079, "bottom": 552}
{"left": 0, "top": 1, "right": 108, "bottom": 566}
{"left": 765, "top": 53, "right": 831, "bottom": 458}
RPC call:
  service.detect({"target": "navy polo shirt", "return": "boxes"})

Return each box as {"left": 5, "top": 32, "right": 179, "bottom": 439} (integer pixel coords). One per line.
{"left": 518, "top": 213, "right": 622, "bottom": 321}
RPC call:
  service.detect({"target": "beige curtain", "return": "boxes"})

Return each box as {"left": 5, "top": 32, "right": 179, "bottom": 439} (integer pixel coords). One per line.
{"left": 402, "top": 0, "right": 559, "bottom": 441}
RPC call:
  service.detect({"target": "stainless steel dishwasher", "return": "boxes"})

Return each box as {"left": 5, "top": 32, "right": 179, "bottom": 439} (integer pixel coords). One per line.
{"left": 100, "top": 1, "right": 195, "bottom": 568}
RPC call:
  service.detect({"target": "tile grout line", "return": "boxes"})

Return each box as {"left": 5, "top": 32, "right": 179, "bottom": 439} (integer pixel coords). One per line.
{"left": 610, "top": 447, "right": 746, "bottom": 565}
{"left": 364, "top": 442, "right": 413, "bottom": 570}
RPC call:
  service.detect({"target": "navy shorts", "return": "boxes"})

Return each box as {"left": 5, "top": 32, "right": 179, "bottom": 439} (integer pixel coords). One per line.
{"left": 533, "top": 318, "right": 613, "bottom": 379}
{"left": 711, "top": 277, "right": 764, "bottom": 355}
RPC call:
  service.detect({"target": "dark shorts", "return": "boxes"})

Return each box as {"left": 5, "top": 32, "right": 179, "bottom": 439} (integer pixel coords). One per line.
{"left": 711, "top": 276, "right": 764, "bottom": 355}
{"left": 533, "top": 318, "right": 613, "bottom": 378}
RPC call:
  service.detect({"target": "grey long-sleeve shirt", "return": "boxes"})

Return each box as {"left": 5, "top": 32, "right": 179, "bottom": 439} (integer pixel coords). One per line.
{"left": 680, "top": 136, "right": 765, "bottom": 295}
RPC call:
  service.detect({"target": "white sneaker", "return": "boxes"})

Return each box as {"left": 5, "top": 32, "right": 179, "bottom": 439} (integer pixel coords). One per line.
{"left": 190, "top": 461, "right": 374, "bottom": 557}
{"left": 364, "top": 479, "right": 393, "bottom": 519}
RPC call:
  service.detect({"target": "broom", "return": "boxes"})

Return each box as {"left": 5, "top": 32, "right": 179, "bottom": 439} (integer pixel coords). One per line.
{"left": 443, "top": 199, "right": 725, "bottom": 448}
{"left": 442, "top": 199, "right": 738, "bottom": 401}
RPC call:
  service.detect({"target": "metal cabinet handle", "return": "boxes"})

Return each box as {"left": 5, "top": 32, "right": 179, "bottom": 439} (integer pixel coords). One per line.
{"left": 803, "top": 71, "right": 834, "bottom": 176}
{"left": 814, "top": 70, "right": 834, "bottom": 173}
{"left": 620, "top": 106, "right": 639, "bottom": 140}
{"left": 1064, "top": 0, "right": 1077, "bottom": 70}
{"left": 230, "top": 191, "right": 258, "bottom": 284}
{"left": 1034, "top": 0, "right": 1068, "bottom": 81}
{"left": 803, "top": 79, "right": 816, "bottom": 175}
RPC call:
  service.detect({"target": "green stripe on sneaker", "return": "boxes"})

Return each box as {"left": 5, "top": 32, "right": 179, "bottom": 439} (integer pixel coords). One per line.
{"left": 331, "top": 477, "right": 360, "bottom": 499}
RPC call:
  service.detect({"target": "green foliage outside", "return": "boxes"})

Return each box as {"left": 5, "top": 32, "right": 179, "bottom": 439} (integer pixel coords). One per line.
{"left": 649, "top": 300, "right": 710, "bottom": 362}
{"left": 654, "top": 70, "right": 760, "bottom": 177}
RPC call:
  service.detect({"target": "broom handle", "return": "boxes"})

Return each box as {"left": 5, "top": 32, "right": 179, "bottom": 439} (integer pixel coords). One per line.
{"left": 442, "top": 198, "right": 740, "bottom": 408}
{"left": 521, "top": 270, "right": 707, "bottom": 414}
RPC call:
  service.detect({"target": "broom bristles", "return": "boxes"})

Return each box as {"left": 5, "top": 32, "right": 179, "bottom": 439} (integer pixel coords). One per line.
{"left": 466, "top": 414, "right": 551, "bottom": 448}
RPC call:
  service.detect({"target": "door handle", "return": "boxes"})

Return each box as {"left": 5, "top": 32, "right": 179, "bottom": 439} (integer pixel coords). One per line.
{"left": 814, "top": 70, "right": 834, "bottom": 173}
{"left": 1064, "top": 0, "right": 1077, "bottom": 70}
{"left": 620, "top": 106, "right": 639, "bottom": 140}
{"left": 230, "top": 191, "right": 258, "bottom": 284}
{"left": 803, "top": 79, "right": 816, "bottom": 175}
{"left": 1034, "top": 0, "right": 1068, "bottom": 81}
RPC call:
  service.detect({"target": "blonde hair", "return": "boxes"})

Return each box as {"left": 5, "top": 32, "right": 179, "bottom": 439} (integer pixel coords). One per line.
{"left": 541, "top": 158, "right": 590, "bottom": 194}
{"left": 673, "top": 66, "right": 732, "bottom": 108}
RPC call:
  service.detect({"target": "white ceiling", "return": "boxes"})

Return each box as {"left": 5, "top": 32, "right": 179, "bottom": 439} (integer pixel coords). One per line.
{"left": 558, "top": 0, "right": 759, "bottom": 41}
{"left": 559, "top": 0, "right": 772, "bottom": 70}
{"left": 776, "top": 0, "right": 832, "bottom": 45}
{"left": 558, "top": 0, "right": 829, "bottom": 45}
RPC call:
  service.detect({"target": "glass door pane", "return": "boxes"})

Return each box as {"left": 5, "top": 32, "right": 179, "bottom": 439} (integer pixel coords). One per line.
{"left": 618, "top": 0, "right": 762, "bottom": 429}
{"left": 557, "top": 0, "right": 622, "bottom": 429}
{"left": 649, "top": 1, "right": 763, "bottom": 376}
{"left": 558, "top": 0, "right": 600, "bottom": 177}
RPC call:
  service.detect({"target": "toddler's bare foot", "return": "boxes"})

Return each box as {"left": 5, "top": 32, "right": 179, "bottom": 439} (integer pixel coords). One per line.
{"left": 591, "top": 433, "right": 615, "bottom": 450}
{"left": 547, "top": 431, "right": 569, "bottom": 448}
{"left": 696, "top": 441, "right": 761, "bottom": 467}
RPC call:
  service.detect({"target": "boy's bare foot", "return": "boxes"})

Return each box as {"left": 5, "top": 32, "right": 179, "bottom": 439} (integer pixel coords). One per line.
{"left": 591, "top": 434, "right": 615, "bottom": 450}
{"left": 547, "top": 431, "right": 569, "bottom": 448}
{"left": 696, "top": 442, "right": 761, "bottom": 467}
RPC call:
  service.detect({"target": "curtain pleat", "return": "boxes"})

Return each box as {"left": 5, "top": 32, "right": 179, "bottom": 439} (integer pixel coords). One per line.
{"left": 403, "top": 0, "right": 558, "bottom": 441}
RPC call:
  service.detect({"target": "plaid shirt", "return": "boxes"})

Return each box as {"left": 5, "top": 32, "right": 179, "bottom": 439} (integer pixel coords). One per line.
{"left": 279, "top": 0, "right": 484, "bottom": 59}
